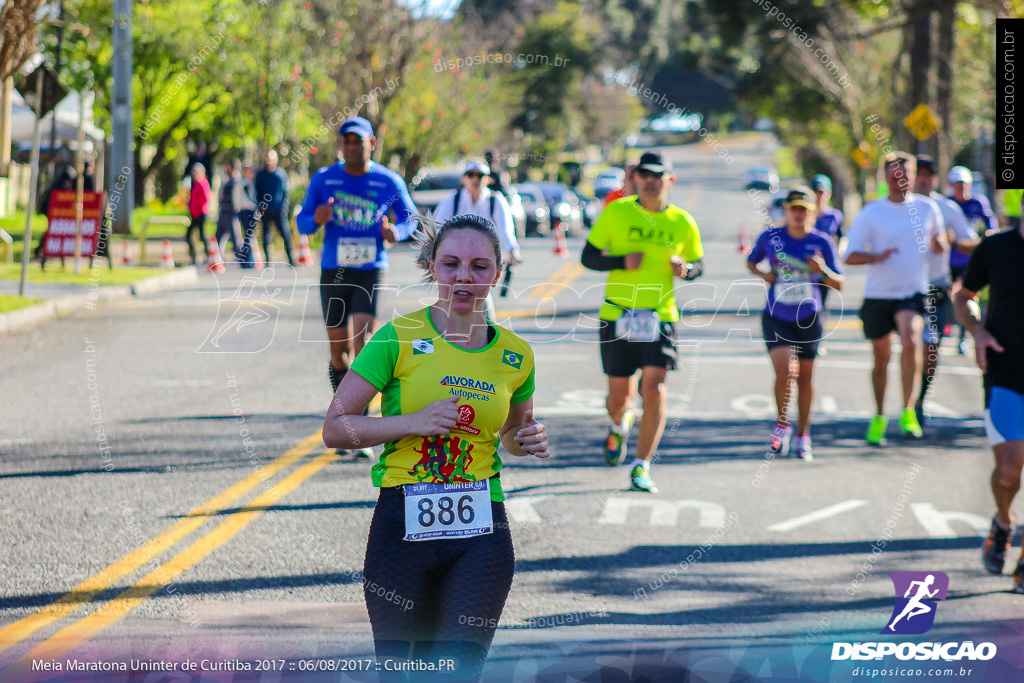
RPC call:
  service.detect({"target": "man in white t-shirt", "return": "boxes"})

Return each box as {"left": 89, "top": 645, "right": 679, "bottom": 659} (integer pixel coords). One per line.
{"left": 913, "top": 155, "right": 979, "bottom": 425}
{"left": 845, "top": 152, "right": 944, "bottom": 445}
{"left": 434, "top": 160, "right": 521, "bottom": 318}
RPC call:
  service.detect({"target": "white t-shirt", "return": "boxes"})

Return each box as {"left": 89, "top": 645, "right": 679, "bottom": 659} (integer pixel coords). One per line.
{"left": 845, "top": 193, "right": 941, "bottom": 299}
{"left": 925, "top": 191, "right": 975, "bottom": 286}
{"left": 433, "top": 187, "right": 519, "bottom": 255}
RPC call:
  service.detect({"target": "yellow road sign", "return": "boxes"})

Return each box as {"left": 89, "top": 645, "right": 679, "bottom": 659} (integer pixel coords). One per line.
{"left": 904, "top": 104, "right": 940, "bottom": 141}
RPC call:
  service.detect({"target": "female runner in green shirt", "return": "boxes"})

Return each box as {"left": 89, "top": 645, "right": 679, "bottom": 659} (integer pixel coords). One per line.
{"left": 323, "top": 213, "right": 550, "bottom": 681}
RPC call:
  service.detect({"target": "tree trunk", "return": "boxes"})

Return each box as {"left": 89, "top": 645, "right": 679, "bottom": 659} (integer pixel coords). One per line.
{"left": 935, "top": 0, "right": 955, "bottom": 174}
{"left": 908, "top": 2, "right": 933, "bottom": 155}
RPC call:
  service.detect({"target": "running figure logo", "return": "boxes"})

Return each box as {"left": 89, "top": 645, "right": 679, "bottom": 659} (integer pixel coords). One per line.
{"left": 882, "top": 571, "right": 949, "bottom": 635}
{"left": 198, "top": 267, "right": 294, "bottom": 353}
{"left": 409, "top": 434, "right": 475, "bottom": 482}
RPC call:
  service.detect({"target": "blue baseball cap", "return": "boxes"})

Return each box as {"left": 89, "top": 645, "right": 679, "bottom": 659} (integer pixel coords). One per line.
{"left": 810, "top": 174, "right": 832, "bottom": 191}
{"left": 338, "top": 117, "right": 374, "bottom": 138}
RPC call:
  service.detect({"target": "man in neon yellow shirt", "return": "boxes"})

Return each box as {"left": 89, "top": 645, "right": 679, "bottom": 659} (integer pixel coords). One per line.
{"left": 1000, "top": 188, "right": 1022, "bottom": 231}
{"left": 581, "top": 150, "right": 704, "bottom": 493}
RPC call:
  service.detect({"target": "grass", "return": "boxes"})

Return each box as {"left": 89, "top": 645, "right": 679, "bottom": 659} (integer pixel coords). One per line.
{"left": 0, "top": 293, "right": 44, "bottom": 313}
{"left": 775, "top": 146, "right": 801, "bottom": 181}
{"left": 0, "top": 263, "right": 166, "bottom": 286}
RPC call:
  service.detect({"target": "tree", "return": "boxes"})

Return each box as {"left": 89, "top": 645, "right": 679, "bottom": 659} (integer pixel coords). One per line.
{"left": 0, "top": 0, "right": 45, "bottom": 83}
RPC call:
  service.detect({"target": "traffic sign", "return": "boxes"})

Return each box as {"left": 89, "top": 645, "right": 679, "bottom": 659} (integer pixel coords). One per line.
{"left": 904, "top": 104, "right": 940, "bottom": 141}
{"left": 15, "top": 65, "right": 68, "bottom": 119}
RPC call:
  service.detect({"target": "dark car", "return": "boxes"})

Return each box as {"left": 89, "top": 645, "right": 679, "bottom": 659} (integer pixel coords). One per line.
{"left": 571, "top": 189, "right": 599, "bottom": 229}
{"left": 519, "top": 182, "right": 585, "bottom": 236}
{"left": 512, "top": 185, "right": 551, "bottom": 237}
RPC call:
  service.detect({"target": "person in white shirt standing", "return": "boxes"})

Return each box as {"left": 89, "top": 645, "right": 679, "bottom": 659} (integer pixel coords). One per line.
{"left": 844, "top": 152, "right": 945, "bottom": 446}
{"left": 434, "top": 160, "right": 521, "bottom": 319}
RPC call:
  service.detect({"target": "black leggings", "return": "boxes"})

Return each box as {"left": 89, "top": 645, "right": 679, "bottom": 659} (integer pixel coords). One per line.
{"left": 363, "top": 486, "right": 514, "bottom": 682}
{"left": 185, "top": 214, "right": 207, "bottom": 263}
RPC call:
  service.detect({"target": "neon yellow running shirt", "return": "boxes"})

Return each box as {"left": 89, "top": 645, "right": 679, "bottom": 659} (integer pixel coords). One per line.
{"left": 588, "top": 197, "right": 704, "bottom": 321}
{"left": 351, "top": 307, "right": 535, "bottom": 501}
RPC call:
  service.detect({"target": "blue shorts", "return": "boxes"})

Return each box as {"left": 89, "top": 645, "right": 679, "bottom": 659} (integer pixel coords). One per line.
{"left": 985, "top": 386, "right": 1024, "bottom": 446}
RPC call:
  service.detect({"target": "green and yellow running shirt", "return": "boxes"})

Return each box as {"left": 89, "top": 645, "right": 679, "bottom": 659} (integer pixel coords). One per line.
{"left": 350, "top": 307, "right": 535, "bottom": 501}
{"left": 588, "top": 197, "right": 704, "bottom": 322}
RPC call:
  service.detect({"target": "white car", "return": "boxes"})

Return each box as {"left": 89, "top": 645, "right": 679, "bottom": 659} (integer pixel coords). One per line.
{"left": 744, "top": 165, "right": 780, "bottom": 192}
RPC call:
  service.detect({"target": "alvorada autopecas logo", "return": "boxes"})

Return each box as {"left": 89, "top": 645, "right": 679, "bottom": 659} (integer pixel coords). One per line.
{"left": 831, "top": 572, "right": 997, "bottom": 662}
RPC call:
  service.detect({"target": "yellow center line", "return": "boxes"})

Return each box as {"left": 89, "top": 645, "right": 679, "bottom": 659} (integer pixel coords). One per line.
{"left": 17, "top": 450, "right": 340, "bottom": 664}
{"left": 528, "top": 263, "right": 585, "bottom": 302}
{"left": 0, "top": 431, "right": 324, "bottom": 653}
{"left": 524, "top": 260, "right": 576, "bottom": 301}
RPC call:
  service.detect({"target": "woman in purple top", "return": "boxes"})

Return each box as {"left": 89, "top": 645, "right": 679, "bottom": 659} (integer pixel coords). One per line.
{"left": 747, "top": 187, "right": 844, "bottom": 461}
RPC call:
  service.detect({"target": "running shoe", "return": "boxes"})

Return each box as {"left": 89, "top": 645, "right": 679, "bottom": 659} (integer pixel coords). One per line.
{"left": 1013, "top": 562, "right": 1024, "bottom": 594}
{"left": 768, "top": 423, "right": 792, "bottom": 455}
{"left": 353, "top": 447, "right": 373, "bottom": 459}
{"left": 604, "top": 410, "right": 635, "bottom": 466}
{"left": 982, "top": 517, "right": 1012, "bottom": 575}
{"left": 630, "top": 462, "right": 658, "bottom": 493}
{"left": 792, "top": 435, "right": 813, "bottom": 461}
{"left": 958, "top": 338, "right": 968, "bottom": 355}
{"left": 866, "top": 415, "right": 887, "bottom": 446}
{"left": 899, "top": 408, "right": 923, "bottom": 439}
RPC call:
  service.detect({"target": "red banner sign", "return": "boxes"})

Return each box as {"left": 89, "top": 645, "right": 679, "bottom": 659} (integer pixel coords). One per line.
{"left": 43, "top": 190, "right": 106, "bottom": 258}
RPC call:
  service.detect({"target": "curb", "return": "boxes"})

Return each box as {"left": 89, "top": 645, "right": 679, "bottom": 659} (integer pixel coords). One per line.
{"left": 0, "top": 266, "right": 200, "bottom": 335}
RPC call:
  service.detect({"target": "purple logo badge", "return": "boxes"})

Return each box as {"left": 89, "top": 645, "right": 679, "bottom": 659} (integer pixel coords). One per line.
{"left": 881, "top": 571, "right": 948, "bottom": 635}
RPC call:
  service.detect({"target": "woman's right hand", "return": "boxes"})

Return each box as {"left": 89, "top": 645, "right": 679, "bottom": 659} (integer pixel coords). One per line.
{"left": 412, "top": 396, "right": 461, "bottom": 436}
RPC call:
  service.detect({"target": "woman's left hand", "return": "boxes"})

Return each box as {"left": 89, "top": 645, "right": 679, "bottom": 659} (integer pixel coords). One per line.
{"left": 514, "top": 409, "right": 550, "bottom": 459}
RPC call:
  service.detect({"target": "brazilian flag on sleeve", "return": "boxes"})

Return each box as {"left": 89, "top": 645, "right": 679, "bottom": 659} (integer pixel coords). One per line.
{"left": 501, "top": 349, "right": 523, "bottom": 369}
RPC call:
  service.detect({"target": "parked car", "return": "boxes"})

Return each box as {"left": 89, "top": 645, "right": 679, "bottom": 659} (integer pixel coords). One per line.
{"left": 512, "top": 185, "right": 551, "bottom": 237}
{"left": 744, "top": 164, "right": 780, "bottom": 192}
{"left": 520, "top": 182, "right": 585, "bottom": 236}
{"left": 572, "top": 189, "right": 599, "bottom": 229}
{"left": 593, "top": 169, "right": 625, "bottom": 199}
{"left": 504, "top": 185, "right": 527, "bottom": 241}
{"left": 409, "top": 169, "right": 463, "bottom": 216}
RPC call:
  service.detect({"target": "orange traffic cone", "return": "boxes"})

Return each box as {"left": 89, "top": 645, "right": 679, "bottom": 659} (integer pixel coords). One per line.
{"left": 297, "top": 234, "right": 315, "bottom": 266}
{"left": 206, "top": 236, "right": 225, "bottom": 273}
{"left": 737, "top": 222, "right": 751, "bottom": 255}
{"left": 159, "top": 239, "right": 175, "bottom": 268}
{"left": 122, "top": 241, "right": 134, "bottom": 267}
{"left": 552, "top": 221, "right": 569, "bottom": 257}
{"left": 250, "top": 233, "right": 265, "bottom": 271}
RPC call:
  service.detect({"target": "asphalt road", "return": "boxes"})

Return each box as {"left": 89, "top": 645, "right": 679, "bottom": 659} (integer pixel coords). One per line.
{"left": 1, "top": 134, "right": 1021, "bottom": 683}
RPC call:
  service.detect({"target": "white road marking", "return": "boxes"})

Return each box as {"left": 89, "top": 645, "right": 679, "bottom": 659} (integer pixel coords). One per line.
{"left": 598, "top": 497, "right": 727, "bottom": 527}
{"left": 505, "top": 496, "right": 549, "bottom": 523}
{"left": 767, "top": 499, "right": 868, "bottom": 532}
{"left": 819, "top": 395, "right": 839, "bottom": 414}
{"left": 911, "top": 503, "right": 989, "bottom": 538}
{"left": 151, "top": 379, "right": 217, "bottom": 387}
{"left": 729, "top": 394, "right": 775, "bottom": 418}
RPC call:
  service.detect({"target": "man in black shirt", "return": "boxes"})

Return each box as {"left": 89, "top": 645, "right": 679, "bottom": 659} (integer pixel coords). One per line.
{"left": 954, "top": 219, "right": 1024, "bottom": 594}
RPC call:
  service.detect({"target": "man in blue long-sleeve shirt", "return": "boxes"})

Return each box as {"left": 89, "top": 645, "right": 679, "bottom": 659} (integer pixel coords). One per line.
{"left": 255, "top": 150, "right": 293, "bottom": 266}
{"left": 296, "top": 116, "right": 417, "bottom": 405}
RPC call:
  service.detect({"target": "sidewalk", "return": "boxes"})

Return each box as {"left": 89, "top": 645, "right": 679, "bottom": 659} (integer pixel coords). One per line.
{"left": 0, "top": 266, "right": 200, "bottom": 334}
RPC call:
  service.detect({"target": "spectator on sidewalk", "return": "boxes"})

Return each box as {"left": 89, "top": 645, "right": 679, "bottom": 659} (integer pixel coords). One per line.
{"left": 187, "top": 164, "right": 212, "bottom": 265}
{"left": 255, "top": 150, "right": 293, "bottom": 266}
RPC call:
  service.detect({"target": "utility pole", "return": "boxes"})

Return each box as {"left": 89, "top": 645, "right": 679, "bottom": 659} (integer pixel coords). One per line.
{"left": 110, "top": 0, "right": 134, "bottom": 234}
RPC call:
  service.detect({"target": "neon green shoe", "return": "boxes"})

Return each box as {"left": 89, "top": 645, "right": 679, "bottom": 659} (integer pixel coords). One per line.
{"left": 866, "top": 415, "right": 887, "bottom": 446}
{"left": 604, "top": 411, "right": 635, "bottom": 466}
{"left": 630, "top": 462, "right": 658, "bottom": 493}
{"left": 899, "top": 408, "right": 923, "bottom": 439}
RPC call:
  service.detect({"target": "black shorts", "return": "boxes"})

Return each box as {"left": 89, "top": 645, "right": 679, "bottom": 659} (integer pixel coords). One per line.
{"left": 859, "top": 294, "right": 926, "bottom": 341}
{"left": 363, "top": 485, "right": 514, "bottom": 680}
{"left": 762, "top": 312, "right": 823, "bottom": 360}
{"left": 320, "top": 267, "right": 382, "bottom": 328}
{"left": 598, "top": 318, "right": 677, "bottom": 377}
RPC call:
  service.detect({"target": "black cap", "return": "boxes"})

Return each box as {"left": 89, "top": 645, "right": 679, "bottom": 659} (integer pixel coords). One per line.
{"left": 784, "top": 186, "right": 815, "bottom": 209}
{"left": 916, "top": 155, "right": 936, "bottom": 173}
{"left": 636, "top": 151, "right": 667, "bottom": 175}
